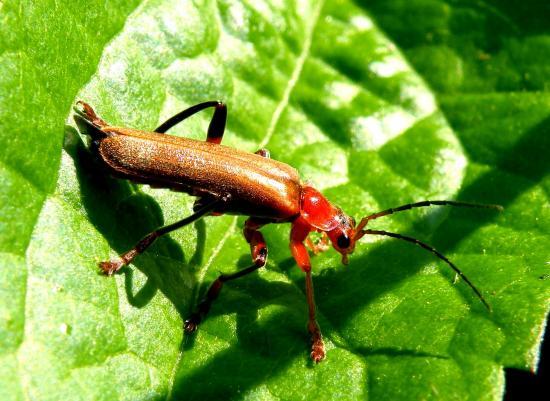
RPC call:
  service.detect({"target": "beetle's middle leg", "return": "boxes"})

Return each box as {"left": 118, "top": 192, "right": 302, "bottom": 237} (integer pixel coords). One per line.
{"left": 99, "top": 197, "right": 224, "bottom": 275}
{"left": 154, "top": 100, "right": 227, "bottom": 144}
{"left": 184, "top": 218, "right": 269, "bottom": 332}
{"left": 306, "top": 232, "right": 330, "bottom": 254}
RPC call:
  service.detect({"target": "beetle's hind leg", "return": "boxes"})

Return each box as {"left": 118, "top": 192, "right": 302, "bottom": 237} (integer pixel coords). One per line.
{"left": 154, "top": 101, "right": 227, "bottom": 144}
{"left": 184, "top": 218, "right": 269, "bottom": 332}
{"left": 99, "top": 197, "right": 223, "bottom": 275}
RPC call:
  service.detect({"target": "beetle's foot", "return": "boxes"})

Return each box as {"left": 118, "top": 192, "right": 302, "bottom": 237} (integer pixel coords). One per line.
{"left": 184, "top": 314, "right": 201, "bottom": 333}
{"left": 312, "top": 242, "right": 330, "bottom": 255}
{"left": 310, "top": 332, "right": 325, "bottom": 363}
{"left": 311, "top": 345, "right": 325, "bottom": 363}
{"left": 308, "top": 322, "right": 326, "bottom": 362}
{"left": 99, "top": 259, "right": 123, "bottom": 275}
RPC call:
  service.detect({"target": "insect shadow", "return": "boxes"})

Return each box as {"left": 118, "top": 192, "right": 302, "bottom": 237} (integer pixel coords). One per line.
{"left": 167, "top": 242, "right": 452, "bottom": 400}
{"left": 67, "top": 121, "right": 319, "bottom": 396}
{"left": 65, "top": 125, "right": 301, "bottom": 340}
{"left": 65, "top": 125, "right": 204, "bottom": 317}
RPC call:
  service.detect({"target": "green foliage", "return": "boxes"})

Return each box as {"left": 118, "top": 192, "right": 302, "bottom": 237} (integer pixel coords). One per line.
{"left": 1, "top": 0, "right": 548, "bottom": 400}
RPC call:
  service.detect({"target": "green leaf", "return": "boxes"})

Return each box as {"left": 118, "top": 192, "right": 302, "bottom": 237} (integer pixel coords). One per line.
{"left": 1, "top": 0, "right": 548, "bottom": 400}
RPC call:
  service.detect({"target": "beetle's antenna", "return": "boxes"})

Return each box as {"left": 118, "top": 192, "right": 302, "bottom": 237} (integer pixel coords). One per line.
{"left": 355, "top": 200, "right": 503, "bottom": 233}
{"left": 359, "top": 229, "right": 491, "bottom": 311}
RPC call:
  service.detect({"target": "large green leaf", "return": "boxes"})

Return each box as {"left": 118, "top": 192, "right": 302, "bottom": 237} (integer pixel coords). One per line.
{"left": 1, "top": 0, "right": 548, "bottom": 400}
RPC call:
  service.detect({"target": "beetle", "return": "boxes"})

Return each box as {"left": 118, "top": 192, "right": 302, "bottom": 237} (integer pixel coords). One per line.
{"left": 74, "top": 100, "right": 502, "bottom": 362}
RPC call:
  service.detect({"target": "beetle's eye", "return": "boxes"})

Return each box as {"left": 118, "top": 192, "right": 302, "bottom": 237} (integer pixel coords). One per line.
{"left": 337, "top": 234, "right": 350, "bottom": 249}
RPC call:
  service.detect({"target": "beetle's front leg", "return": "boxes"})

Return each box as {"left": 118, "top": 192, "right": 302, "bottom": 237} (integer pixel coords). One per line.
{"left": 290, "top": 218, "right": 325, "bottom": 362}
{"left": 305, "top": 232, "right": 330, "bottom": 255}
{"left": 184, "top": 218, "right": 269, "bottom": 332}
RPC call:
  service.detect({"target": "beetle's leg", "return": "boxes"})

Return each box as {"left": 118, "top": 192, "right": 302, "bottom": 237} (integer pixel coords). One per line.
{"left": 204, "top": 102, "right": 227, "bottom": 144}
{"left": 305, "top": 232, "right": 330, "bottom": 255}
{"left": 193, "top": 195, "right": 225, "bottom": 217}
{"left": 184, "top": 218, "right": 269, "bottom": 332}
{"left": 243, "top": 218, "right": 269, "bottom": 266}
{"left": 290, "top": 218, "right": 325, "bottom": 362}
{"left": 154, "top": 101, "right": 227, "bottom": 144}
{"left": 255, "top": 148, "right": 270, "bottom": 158}
{"left": 99, "top": 197, "right": 223, "bottom": 275}
{"left": 184, "top": 263, "right": 265, "bottom": 332}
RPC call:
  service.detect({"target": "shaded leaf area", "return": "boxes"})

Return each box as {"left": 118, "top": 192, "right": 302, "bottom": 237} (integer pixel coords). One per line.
{"left": 1, "top": 1, "right": 548, "bottom": 401}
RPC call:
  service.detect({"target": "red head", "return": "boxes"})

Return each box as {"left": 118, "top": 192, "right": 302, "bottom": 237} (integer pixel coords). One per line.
{"left": 300, "top": 186, "right": 356, "bottom": 264}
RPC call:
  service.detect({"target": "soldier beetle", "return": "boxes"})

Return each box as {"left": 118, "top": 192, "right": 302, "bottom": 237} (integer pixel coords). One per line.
{"left": 73, "top": 100, "right": 502, "bottom": 362}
